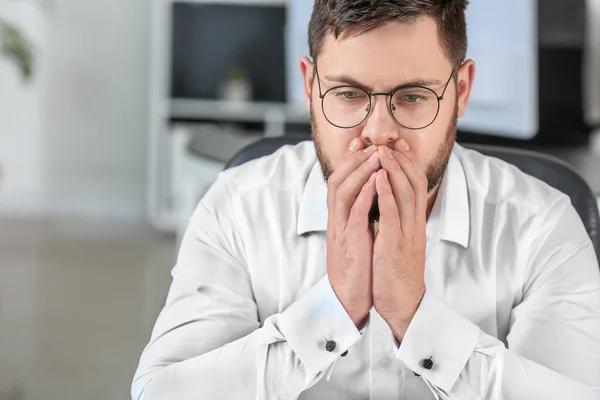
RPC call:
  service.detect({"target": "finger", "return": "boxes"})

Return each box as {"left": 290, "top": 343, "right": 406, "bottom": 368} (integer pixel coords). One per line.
{"left": 335, "top": 150, "right": 381, "bottom": 229}
{"left": 378, "top": 146, "right": 415, "bottom": 234}
{"left": 346, "top": 172, "right": 377, "bottom": 233}
{"left": 375, "top": 169, "right": 402, "bottom": 236}
{"left": 327, "top": 139, "right": 373, "bottom": 190}
{"left": 395, "top": 140, "right": 428, "bottom": 222}
{"left": 327, "top": 140, "right": 376, "bottom": 212}
{"left": 397, "top": 139, "right": 426, "bottom": 174}
{"left": 327, "top": 139, "right": 371, "bottom": 236}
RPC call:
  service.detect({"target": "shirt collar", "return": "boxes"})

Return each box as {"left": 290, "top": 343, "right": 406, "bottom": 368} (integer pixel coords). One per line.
{"left": 296, "top": 144, "right": 470, "bottom": 248}
{"left": 297, "top": 160, "right": 328, "bottom": 235}
{"left": 430, "top": 146, "right": 471, "bottom": 248}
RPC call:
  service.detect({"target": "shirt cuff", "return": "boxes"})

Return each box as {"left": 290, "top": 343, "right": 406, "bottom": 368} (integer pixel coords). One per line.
{"left": 395, "top": 289, "right": 480, "bottom": 391}
{"left": 278, "top": 275, "right": 366, "bottom": 376}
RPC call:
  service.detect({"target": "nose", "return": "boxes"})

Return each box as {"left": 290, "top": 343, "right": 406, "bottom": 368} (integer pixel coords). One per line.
{"left": 360, "top": 94, "right": 399, "bottom": 146}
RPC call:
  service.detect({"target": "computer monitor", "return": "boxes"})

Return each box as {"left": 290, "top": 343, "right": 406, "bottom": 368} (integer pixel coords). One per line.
{"left": 171, "top": 2, "right": 287, "bottom": 103}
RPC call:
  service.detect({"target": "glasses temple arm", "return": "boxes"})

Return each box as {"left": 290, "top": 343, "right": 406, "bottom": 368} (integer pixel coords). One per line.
{"left": 439, "top": 65, "right": 459, "bottom": 100}
{"left": 314, "top": 64, "right": 324, "bottom": 98}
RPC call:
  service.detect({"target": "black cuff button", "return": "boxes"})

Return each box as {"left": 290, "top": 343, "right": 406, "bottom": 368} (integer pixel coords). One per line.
{"left": 325, "top": 340, "right": 336, "bottom": 352}
{"left": 422, "top": 358, "right": 433, "bottom": 370}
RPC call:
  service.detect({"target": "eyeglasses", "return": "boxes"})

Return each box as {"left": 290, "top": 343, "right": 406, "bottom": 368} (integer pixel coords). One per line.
{"left": 315, "top": 64, "right": 457, "bottom": 130}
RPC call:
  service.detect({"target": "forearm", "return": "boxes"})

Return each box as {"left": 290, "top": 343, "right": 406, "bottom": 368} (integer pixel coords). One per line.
{"left": 428, "top": 336, "right": 600, "bottom": 400}
{"left": 133, "top": 318, "right": 325, "bottom": 400}
{"left": 132, "top": 275, "right": 365, "bottom": 400}
{"left": 501, "top": 350, "right": 600, "bottom": 400}
{"left": 395, "top": 291, "right": 600, "bottom": 400}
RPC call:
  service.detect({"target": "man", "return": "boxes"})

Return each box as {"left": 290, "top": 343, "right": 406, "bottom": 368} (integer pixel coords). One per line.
{"left": 132, "top": 1, "right": 600, "bottom": 399}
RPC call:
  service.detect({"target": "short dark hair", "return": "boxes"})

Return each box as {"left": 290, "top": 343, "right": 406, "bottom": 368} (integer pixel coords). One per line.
{"left": 308, "top": 0, "right": 469, "bottom": 67}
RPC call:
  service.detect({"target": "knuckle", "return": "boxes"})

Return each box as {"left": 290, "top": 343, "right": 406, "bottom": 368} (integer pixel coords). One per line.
{"left": 390, "top": 160, "right": 402, "bottom": 172}
{"left": 404, "top": 204, "right": 416, "bottom": 218}
{"left": 348, "top": 203, "right": 365, "bottom": 222}
{"left": 381, "top": 182, "right": 393, "bottom": 195}
{"left": 336, "top": 199, "right": 351, "bottom": 215}
{"left": 328, "top": 173, "right": 342, "bottom": 188}
{"left": 348, "top": 203, "right": 360, "bottom": 218}
{"left": 327, "top": 191, "right": 335, "bottom": 207}
{"left": 358, "top": 159, "right": 371, "bottom": 172}
{"left": 349, "top": 151, "right": 364, "bottom": 165}
{"left": 337, "top": 182, "right": 351, "bottom": 200}
{"left": 409, "top": 207, "right": 417, "bottom": 218}
{"left": 358, "top": 160, "right": 376, "bottom": 176}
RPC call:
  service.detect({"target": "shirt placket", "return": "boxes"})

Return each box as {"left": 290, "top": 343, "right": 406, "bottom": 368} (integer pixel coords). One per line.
{"left": 368, "top": 309, "right": 400, "bottom": 399}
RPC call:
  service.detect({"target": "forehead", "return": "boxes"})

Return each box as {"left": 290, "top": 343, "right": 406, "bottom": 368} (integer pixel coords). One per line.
{"left": 317, "top": 17, "right": 451, "bottom": 83}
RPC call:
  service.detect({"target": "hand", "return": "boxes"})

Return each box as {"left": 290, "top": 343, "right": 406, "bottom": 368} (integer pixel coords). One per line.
{"left": 327, "top": 139, "right": 381, "bottom": 327}
{"left": 372, "top": 142, "right": 427, "bottom": 341}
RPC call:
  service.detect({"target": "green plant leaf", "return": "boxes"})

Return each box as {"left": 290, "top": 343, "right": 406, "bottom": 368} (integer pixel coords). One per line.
{"left": 0, "top": 19, "right": 34, "bottom": 80}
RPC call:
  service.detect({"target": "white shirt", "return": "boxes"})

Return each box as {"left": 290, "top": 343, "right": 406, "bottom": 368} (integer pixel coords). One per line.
{"left": 132, "top": 141, "right": 600, "bottom": 400}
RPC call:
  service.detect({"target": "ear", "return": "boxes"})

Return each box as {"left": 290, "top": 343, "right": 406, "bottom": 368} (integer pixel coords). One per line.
{"left": 456, "top": 59, "right": 476, "bottom": 119}
{"left": 300, "top": 56, "right": 315, "bottom": 112}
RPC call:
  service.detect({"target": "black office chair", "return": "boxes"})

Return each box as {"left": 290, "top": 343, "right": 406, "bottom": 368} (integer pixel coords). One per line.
{"left": 225, "top": 136, "right": 600, "bottom": 257}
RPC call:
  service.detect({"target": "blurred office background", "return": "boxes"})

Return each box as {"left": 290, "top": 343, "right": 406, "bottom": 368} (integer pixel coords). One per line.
{"left": 0, "top": 0, "right": 599, "bottom": 399}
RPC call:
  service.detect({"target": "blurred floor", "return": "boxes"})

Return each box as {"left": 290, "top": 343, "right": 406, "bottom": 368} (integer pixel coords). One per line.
{"left": 0, "top": 218, "right": 176, "bottom": 400}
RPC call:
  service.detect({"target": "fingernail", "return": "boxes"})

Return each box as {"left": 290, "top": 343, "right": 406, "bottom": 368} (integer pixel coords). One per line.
{"left": 363, "top": 145, "right": 375, "bottom": 154}
{"left": 349, "top": 139, "right": 360, "bottom": 152}
{"left": 400, "top": 139, "right": 410, "bottom": 151}
{"left": 368, "top": 151, "right": 379, "bottom": 163}
{"left": 383, "top": 146, "right": 394, "bottom": 159}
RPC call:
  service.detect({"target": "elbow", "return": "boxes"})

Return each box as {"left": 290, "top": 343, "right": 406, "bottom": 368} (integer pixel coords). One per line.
{"left": 131, "top": 376, "right": 150, "bottom": 400}
{"left": 131, "top": 369, "right": 160, "bottom": 400}
{"left": 132, "top": 363, "right": 188, "bottom": 400}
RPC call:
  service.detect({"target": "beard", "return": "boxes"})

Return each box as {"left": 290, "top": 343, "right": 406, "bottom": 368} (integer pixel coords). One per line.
{"left": 311, "top": 101, "right": 458, "bottom": 223}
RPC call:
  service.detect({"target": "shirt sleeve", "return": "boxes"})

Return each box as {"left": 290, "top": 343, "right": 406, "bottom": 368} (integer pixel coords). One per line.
{"left": 131, "top": 175, "right": 366, "bottom": 400}
{"left": 395, "top": 197, "right": 600, "bottom": 399}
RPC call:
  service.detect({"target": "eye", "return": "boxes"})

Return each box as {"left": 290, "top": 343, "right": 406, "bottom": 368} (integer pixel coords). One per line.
{"left": 338, "top": 91, "right": 362, "bottom": 100}
{"left": 403, "top": 94, "right": 423, "bottom": 103}
{"left": 393, "top": 89, "right": 434, "bottom": 107}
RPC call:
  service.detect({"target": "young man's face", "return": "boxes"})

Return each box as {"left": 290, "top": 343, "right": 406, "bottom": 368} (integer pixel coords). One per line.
{"left": 301, "top": 17, "right": 475, "bottom": 191}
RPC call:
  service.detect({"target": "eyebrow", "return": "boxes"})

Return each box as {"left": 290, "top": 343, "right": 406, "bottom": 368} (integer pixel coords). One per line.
{"left": 323, "top": 74, "right": 444, "bottom": 92}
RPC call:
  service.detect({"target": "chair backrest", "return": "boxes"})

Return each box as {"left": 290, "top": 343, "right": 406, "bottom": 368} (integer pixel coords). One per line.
{"left": 225, "top": 136, "right": 600, "bottom": 256}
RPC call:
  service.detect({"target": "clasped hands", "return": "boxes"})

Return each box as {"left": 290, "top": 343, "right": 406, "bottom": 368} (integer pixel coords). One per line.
{"left": 327, "top": 138, "right": 427, "bottom": 342}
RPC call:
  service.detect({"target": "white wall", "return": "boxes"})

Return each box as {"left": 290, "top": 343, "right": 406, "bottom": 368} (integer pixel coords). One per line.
{"left": 0, "top": 0, "right": 150, "bottom": 220}
{"left": 0, "top": 2, "right": 45, "bottom": 214}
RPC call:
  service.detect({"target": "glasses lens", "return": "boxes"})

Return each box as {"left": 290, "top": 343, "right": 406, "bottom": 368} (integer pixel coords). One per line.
{"left": 322, "top": 86, "right": 370, "bottom": 128}
{"left": 391, "top": 87, "right": 439, "bottom": 129}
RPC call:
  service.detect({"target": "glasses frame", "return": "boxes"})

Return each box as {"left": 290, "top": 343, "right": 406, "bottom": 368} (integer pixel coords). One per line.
{"left": 314, "top": 63, "right": 458, "bottom": 130}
